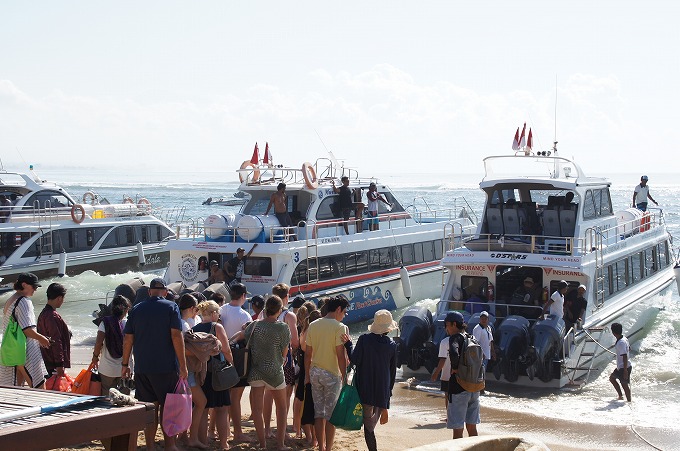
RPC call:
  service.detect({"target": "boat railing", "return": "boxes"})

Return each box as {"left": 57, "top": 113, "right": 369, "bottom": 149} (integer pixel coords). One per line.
{"left": 444, "top": 221, "right": 474, "bottom": 251}
{"left": 175, "top": 217, "right": 205, "bottom": 239}
{"left": 407, "top": 197, "right": 478, "bottom": 225}
{"left": 435, "top": 299, "right": 544, "bottom": 324}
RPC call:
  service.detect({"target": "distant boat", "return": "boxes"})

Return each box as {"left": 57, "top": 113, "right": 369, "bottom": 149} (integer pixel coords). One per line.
{"left": 202, "top": 191, "right": 250, "bottom": 206}
{"left": 0, "top": 168, "right": 174, "bottom": 285}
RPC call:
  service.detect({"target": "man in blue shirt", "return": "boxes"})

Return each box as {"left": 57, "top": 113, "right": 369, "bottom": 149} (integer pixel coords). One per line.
{"left": 122, "top": 278, "right": 187, "bottom": 451}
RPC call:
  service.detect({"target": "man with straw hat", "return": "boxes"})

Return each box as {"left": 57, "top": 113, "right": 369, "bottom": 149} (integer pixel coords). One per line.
{"left": 350, "top": 310, "right": 398, "bottom": 451}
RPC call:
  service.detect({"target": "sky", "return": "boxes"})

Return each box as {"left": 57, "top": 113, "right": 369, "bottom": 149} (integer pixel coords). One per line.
{"left": 1, "top": 1, "right": 678, "bottom": 178}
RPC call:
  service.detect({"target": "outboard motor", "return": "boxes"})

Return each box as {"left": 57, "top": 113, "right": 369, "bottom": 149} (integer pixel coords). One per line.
{"left": 495, "top": 315, "right": 530, "bottom": 382}
{"left": 114, "top": 277, "right": 145, "bottom": 302}
{"left": 527, "top": 315, "right": 565, "bottom": 382}
{"left": 396, "top": 306, "right": 433, "bottom": 371}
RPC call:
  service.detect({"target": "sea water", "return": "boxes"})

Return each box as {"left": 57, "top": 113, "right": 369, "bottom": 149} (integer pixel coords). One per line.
{"left": 2, "top": 167, "right": 679, "bottom": 437}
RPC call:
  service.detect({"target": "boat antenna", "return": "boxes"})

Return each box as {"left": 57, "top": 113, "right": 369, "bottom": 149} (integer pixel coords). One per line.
{"left": 553, "top": 75, "right": 559, "bottom": 156}
{"left": 314, "top": 129, "right": 341, "bottom": 179}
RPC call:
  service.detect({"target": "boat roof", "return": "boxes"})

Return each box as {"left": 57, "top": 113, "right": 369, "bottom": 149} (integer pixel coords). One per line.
{"left": 480, "top": 154, "right": 610, "bottom": 189}
{"left": 0, "top": 170, "right": 63, "bottom": 191}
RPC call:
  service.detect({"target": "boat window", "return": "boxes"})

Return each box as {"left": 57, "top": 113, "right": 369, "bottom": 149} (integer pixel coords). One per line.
{"left": 316, "top": 196, "right": 339, "bottom": 221}
{"left": 644, "top": 248, "right": 656, "bottom": 276}
{"left": 422, "top": 241, "right": 435, "bottom": 262}
{"left": 3, "top": 232, "right": 36, "bottom": 260}
{"left": 583, "top": 190, "right": 596, "bottom": 220}
{"left": 401, "top": 244, "right": 414, "bottom": 265}
{"left": 244, "top": 257, "right": 272, "bottom": 277}
{"left": 630, "top": 253, "right": 642, "bottom": 283}
{"left": 22, "top": 190, "right": 73, "bottom": 210}
{"left": 599, "top": 188, "right": 613, "bottom": 215}
{"left": 660, "top": 241, "right": 670, "bottom": 267}
{"left": 613, "top": 259, "right": 628, "bottom": 292}
{"left": 434, "top": 239, "right": 444, "bottom": 260}
{"left": 369, "top": 248, "right": 393, "bottom": 270}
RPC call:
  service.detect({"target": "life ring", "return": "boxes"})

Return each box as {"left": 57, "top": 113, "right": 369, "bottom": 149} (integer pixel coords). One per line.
{"left": 82, "top": 191, "right": 96, "bottom": 205}
{"left": 123, "top": 196, "right": 134, "bottom": 204}
{"left": 239, "top": 160, "right": 261, "bottom": 184}
{"left": 302, "top": 162, "right": 318, "bottom": 189}
{"left": 137, "top": 198, "right": 151, "bottom": 207}
{"left": 640, "top": 211, "right": 650, "bottom": 232}
{"left": 71, "top": 204, "right": 86, "bottom": 224}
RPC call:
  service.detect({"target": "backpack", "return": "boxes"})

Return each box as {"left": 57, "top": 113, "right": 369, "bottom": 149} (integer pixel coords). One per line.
{"left": 451, "top": 332, "right": 485, "bottom": 392}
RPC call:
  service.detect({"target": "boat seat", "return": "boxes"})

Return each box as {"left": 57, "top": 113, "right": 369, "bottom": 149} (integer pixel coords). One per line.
{"left": 503, "top": 208, "right": 521, "bottom": 235}
{"left": 486, "top": 207, "right": 504, "bottom": 235}
{"left": 542, "top": 209, "right": 561, "bottom": 237}
{"left": 560, "top": 209, "right": 576, "bottom": 237}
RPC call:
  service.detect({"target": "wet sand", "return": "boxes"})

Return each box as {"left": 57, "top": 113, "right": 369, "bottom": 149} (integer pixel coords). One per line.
{"left": 57, "top": 345, "right": 672, "bottom": 450}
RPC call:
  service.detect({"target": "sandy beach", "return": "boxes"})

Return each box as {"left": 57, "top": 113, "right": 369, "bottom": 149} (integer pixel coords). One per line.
{"left": 36, "top": 345, "right": 672, "bottom": 451}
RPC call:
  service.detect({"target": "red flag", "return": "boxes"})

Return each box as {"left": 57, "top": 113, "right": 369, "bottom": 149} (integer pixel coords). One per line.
{"left": 519, "top": 123, "right": 526, "bottom": 148}
{"left": 527, "top": 128, "right": 533, "bottom": 151}
{"left": 250, "top": 143, "right": 259, "bottom": 165}
{"left": 512, "top": 127, "right": 520, "bottom": 150}
{"left": 263, "top": 142, "right": 271, "bottom": 165}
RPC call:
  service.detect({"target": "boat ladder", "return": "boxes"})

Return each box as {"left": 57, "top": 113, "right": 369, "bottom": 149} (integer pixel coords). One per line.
{"left": 567, "top": 326, "right": 609, "bottom": 386}
{"left": 305, "top": 231, "right": 320, "bottom": 285}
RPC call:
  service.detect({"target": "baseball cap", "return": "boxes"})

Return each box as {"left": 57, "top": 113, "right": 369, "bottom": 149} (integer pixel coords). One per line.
{"left": 557, "top": 280, "right": 569, "bottom": 289}
{"left": 524, "top": 277, "right": 534, "bottom": 284}
{"left": 149, "top": 278, "right": 167, "bottom": 289}
{"left": 17, "top": 273, "right": 41, "bottom": 287}
{"left": 229, "top": 282, "right": 249, "bottom": 297}
{"left": 236, "top": 248, "right": 245, "bottom": 253}
{"left": 445, "top": 311, "right": 465, "bottom": 325}
{"left": 578, "top": 284, "right": 587, "bottom": 291}
{"left": 641, "top": 175, "right": 649, "bottom": 180}
{"left": 480, "top": 311, "right": 489, "bottom": 318}
{"left": 250, "top": 295, "right": 265, "bottom": 308}
{"left": 210, "top": 260, "right": 219, "bottom": 266}
{"left": 291, "top": 296, "right": 305, "bottom": 309}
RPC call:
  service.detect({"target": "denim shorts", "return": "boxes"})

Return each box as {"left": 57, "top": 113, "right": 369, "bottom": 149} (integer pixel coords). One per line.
{"left": 447, "top": 390, "right": 480, "bottom": 429}
{"left": 187, "top": 372, "right": 197, "bottom": 388}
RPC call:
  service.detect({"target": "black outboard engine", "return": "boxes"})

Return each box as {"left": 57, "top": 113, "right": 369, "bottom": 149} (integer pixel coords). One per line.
{"left": 396, "top": 306, "right": 434, "bottom": 371}
{"left": 495, "top": 315, "right": 530, "bottom": 382}
{"left": 528, "top": 315, "right": 565, "bottom": 382}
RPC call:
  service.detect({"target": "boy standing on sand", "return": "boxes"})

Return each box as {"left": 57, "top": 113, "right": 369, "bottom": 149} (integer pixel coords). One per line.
{"left": 609, "top": 322, "right": 632, "bottom": 402}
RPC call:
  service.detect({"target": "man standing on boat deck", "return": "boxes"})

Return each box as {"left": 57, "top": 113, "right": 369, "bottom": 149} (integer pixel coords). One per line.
{"left": 265, "top": 182, "right": 297, "bottom": 240}
{"left": 542, "top": 280, "right": 568, "bottom": 321}
{"left": 609, "top": 322, "right": 632, "bottom": 402}
{"left": 366, "top": 182, "right": 391, "bottom": 231}
{"left": 122, "top": 278, "right": 187, "bottom": 451}
{"left": 446, "top": 311, "right": 481, "bottom": 439}
{"left": 225, "top": 245, "right": 257, "bottom": 286}
{"left": 332, "top": 176, "right": 354, "bottom": 235}
{"left": 565, "top": 284, "right": 587, "bottom": 331}
{"left": 632, "top": 175, "right": 658, "bottom": 212}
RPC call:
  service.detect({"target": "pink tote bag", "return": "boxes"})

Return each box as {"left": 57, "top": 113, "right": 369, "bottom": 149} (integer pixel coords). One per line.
{"left": 162, "top": 378, "right": 192, "bottom": 436}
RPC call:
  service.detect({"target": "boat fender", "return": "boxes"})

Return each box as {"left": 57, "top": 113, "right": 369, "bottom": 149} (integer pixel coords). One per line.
{"left": 302, "top": 162, "right": 318, "bottom": 189}
{"left": 82, "top": 191, "right": 96, "bottom": 205}
{"left": 239, "top": 160, "right": 261, "bottom": 184}
{"left": 400, "top": 266, "right": 412, "bottom": 300}
{"left": 137, "top": 241, "right": 146, "bottom": 266}
{"left": 58, "top": 252, "right": 67, "bottom": 277}
{"left": 71, "top": 204, "right": 86, "bottom": 223}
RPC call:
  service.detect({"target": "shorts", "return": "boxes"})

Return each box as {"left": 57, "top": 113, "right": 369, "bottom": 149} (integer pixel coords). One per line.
{"left": 636, "top": 202, "right": 648, "bottom": 212}
{"left": 446, "top": 391, "right": 480, "bottom": 429}
{"left": 368, "top": 210, "right": 379, "bottom": 225}
{"left": 440, "top": 379, "right": 449, "bottom": 393}
{"left": 310, "top": 366, "right": 342, "bottom": 421}
{"left": 275, "top": 212, "right": 294, "bottom": 227}
{"left": 249, "top": 379, "right": 287, "bottom": 391}
{"left": 134, "top": 372, "right": 179, "bottom": 405}
{"left": 341, "top": 208, "right": 352, "bottom": 221}
{"left": 187, "top": 372, "right": 197, "bottom": 388}
{"left": 611, "top": 365, "right": 632, "bottom": 383}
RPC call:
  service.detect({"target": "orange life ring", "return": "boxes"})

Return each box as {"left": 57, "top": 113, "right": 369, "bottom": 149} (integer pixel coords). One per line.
{"left": 137, "top": 198, "right": 151, "bottom": 207}
{"left": 71, "top": 204, "right": 86, "bottom": 223}
{"left": 82, "top": 191, "right": 96, "bottom": 204}
{"left": 239, "top": 160, "right": 261, "bottom": 184}
{"left": 640, "top": 211, "right": 650, "bottom": 232}
{"left": 123, "top": 196, "right": 134, "bottom": 204}
{"left": 302, "top": 162, "right": 318, "bottom": 189}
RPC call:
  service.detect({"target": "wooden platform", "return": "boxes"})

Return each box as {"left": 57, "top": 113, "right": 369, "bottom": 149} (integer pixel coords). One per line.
{"left": 0, "top": 385, "right": 155, "bottom": 451}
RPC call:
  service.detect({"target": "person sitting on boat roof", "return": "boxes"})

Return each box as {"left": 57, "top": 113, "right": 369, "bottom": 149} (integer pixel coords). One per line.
{"left": 332, "top": 176, "right": 356, "bottom": 235}
{"left": 366, "top": 183, "right": 391, "bottom": 231}
{"left": 226, "top": 245, "right": 257, "bottom": 286}
{"left": 208, "top": 259, "right": 228, "bottom": 285}
{"left": 510, "top": 277, "right": 543, "bottom": 319}
{"left": 632, "top": 175, "right": 658, "bottom": 212}
{"left": 542, "top": 280, "right": 568, "bottom": 321}
{"left": 265, "top": 183, "right": 297, "bottom": 240}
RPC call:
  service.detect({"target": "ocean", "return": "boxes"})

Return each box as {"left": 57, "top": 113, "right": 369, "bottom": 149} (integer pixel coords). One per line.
{"left": 2, "top": 165, "right": 679, "bottom": 446}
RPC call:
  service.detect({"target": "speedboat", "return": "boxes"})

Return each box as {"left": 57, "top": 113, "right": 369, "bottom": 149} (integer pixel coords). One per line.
{"left": 396, "top": 141, "right": 677, "bottom": 387}
{"left": 164, "top": 152, "right": 477, "bottom": 323}
{"left": 202, "top": 192, "right": 250, "bottom": 207}
{"left": 0, "top": 168, "right": 175, "bottom": 286}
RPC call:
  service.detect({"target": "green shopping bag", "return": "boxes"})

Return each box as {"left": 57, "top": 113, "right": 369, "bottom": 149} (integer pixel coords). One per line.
{"left": 0, "top": 298, "right": 27, "bottom": 366}
{"left": 329, "top": 366, "right": 363, "bottom": 430}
